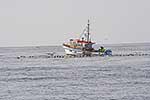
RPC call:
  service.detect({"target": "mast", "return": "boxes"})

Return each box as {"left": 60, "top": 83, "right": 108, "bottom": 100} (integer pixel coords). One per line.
{"left": 87, "top": 19, "right": 90, "bottom": 42}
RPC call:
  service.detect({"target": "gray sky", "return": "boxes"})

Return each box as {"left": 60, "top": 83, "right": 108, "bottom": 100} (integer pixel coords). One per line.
{"left": 0, "top": 0, "right": 150, "bottom": 47}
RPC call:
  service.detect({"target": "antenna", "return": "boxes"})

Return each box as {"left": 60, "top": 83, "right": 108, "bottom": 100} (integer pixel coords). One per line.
{"left": 87, "top": 19, "right": 90, "bottom": 42}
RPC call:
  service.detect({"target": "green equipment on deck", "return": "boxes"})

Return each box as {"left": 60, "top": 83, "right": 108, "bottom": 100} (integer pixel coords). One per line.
{"left": 99, "top": 46, "right": 106, "bottom": 56}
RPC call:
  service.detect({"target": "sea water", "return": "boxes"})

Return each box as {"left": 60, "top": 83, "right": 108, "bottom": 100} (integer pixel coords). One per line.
{"left": 0, "top": 43, "right": 150, "bottom": 100}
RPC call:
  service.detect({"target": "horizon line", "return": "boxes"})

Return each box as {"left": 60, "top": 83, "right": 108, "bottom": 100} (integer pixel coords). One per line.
{"left": 0, "top": 42, "right": 149, "bottom": 48}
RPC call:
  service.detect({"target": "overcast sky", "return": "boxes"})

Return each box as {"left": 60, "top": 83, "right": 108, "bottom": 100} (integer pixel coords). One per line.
{"left": 0, "top": 0, "right": 150, "bottom": 47}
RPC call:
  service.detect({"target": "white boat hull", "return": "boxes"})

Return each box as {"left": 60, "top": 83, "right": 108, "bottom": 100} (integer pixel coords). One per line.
{"left": 63, "top": 46, "right": 83, "bottom": 55}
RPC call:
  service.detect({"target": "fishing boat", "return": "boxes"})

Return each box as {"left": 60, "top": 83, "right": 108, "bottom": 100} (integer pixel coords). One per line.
{"left": 63, "top": 20, "right": 97, "bottom": 56}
